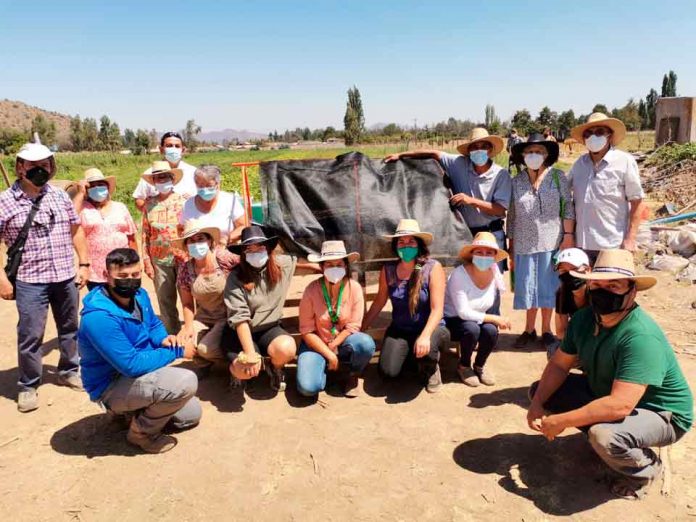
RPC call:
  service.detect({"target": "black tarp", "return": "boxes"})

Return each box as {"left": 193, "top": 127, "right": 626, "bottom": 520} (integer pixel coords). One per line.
{"left": 259, "top": 152, "right": 472, "bottom": 269}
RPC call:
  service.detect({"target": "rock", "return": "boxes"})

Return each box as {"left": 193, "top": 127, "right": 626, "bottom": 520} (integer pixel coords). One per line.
{"left": 649, "top": 254, "right": 690, "bottom": 274}
{"left": 677, "top": 263, "right": 696, "bottom": 283}
{"left": 667, "top": 230, "right": 696, "bottom": 258}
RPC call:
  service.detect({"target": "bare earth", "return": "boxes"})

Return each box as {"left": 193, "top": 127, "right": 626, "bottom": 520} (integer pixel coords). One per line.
{"left": 0, "top": 270, "right": 694, "bottom": 521}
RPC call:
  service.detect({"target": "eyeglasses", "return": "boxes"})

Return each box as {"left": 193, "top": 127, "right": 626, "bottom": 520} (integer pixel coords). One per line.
{"left": 582, "top": 127, "right": 612, "bottom": 139}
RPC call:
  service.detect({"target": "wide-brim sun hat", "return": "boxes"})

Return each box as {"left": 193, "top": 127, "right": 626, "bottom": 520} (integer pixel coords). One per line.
{"left": 228, "top": 225, "right": 279, "bottom": 254}
{"left": 382, "top": 219, "right": 433, "bottom": 246}
{"left": 456, "top": 127, "right": 504, "bottom": 157}
{"left": 459, "top": 231, "right": 508, "bottom": 263}
{"left": 83, "top": 167, "right": 116, "bottom": 194}
{"left": 171, "top": 218, "right": 220, "bottom": 250}
{"left": 570, "top": 112, "right": 627, "bottom": 145}
{"left": 510, "top": 132, "right": 560, "bottom": 166}
{"left": 571, "top": 249, "right": 656, "bottom": 291}
{"left": 141, "top": 160, "right": 183, "bottom": 185}
{"left": 307, "top": 240, "right": 360, "bottom": 263}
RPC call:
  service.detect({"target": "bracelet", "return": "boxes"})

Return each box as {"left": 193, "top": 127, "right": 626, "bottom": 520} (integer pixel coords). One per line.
{"left": 79, "top": 263, "right": 91, "bottom": 267}
{"left": 563, "top": 232, "right": 573, "bottom": 236}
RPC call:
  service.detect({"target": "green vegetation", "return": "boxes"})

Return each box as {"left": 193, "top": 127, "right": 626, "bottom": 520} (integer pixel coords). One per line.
{"left": 645, "top": 142, "right": 696, "bottom": 168}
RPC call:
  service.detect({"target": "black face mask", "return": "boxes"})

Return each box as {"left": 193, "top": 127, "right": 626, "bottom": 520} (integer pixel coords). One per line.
{"left": 25, "top": 166, "right": 51, "bottom": 187}
{"left": 589, "top": 287, "right": 632, "bottom": 315}
{"left": 111, "top": 278, "right": 141, "bottom": 298}
{"left": 559, "top": 271, "right": 585, "bottom": 291}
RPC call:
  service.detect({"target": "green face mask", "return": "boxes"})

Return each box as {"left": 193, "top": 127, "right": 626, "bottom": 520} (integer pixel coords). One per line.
{"left": 397, "top": 246, "right": 419, "bottom": 262}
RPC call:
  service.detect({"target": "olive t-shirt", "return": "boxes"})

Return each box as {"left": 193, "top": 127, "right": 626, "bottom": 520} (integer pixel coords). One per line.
{"left": 562, "top": 306, "right": 693, "bottom": 433}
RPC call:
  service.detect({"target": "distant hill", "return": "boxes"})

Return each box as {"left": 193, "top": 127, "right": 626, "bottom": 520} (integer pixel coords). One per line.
{"left": 198, "top": 128, "right": 268, "bottom": 144}
{"left": 0, "top": 99, "right": 72, "bottom": 144}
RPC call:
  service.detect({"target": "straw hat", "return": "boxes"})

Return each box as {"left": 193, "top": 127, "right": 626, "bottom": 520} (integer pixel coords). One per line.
{"left": 382, "top": 219, "right": 433, "bottom": 246}
{"left": 171, "top": 219, "right": 220, "bottom": 250}
{"left": 83, "top": 167, "right": 116, "bottom": 194}
{"left": 456, "top": 127, "right": 504, "bottom": 156}
{"left": 510, "top": 132, "right": 560, "bottom": 166}
{"left": 570, "top": 112, "right": 627, "bottom": 145}
{"left": 228, "top": 225, "right": 279, "bottom": 254}
{"left": 141, "top": 160, "right": 183, "bottom": 185}
{"left": 571, "top": 249, "right": 656, "bottom": 291}
{"left": 458, "top": 232, "right": 508, "bottom": 262}
{"left": 307, "top": 240, "right": 360, "bottom": 263}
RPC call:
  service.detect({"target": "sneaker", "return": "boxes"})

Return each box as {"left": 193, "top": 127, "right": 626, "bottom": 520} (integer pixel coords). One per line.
{"left": 541, "top": 332, "right": 558, "bottom": 350}
{"left": 17, "top": 389, "right": 39, "bottom": 413}
{"left": 457, "top": 366, "right": 480, "bottom": 387}
{"left": 514, "top": 330, "right": 538, "bottom": 348}
{"left": 474, "top": 365, "right": 496, "bottom": 386}
{"left": 57, "top": 373, "right": 84, "bottom": 391}
{"left": 126, "top": 429, "right": 177, "bottom": 454}
{"left": 426, "top": 366, "right": 443, "bottom": 394}
{"left": 344, "top": 374, "right": 362, "bottom": 398}
{"left": 266, "top": 362, "right": 286, "bottom": 392}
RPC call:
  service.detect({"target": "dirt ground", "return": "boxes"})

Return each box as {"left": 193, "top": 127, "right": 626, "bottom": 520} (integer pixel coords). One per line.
{"left": 0, "top": 270, "right": 694, "bottom": 522}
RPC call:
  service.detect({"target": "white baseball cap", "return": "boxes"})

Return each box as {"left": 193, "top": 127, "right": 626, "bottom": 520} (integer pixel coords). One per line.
{"left": 16, "top": 143, "right": 53, "bottom": 162}
{"left": 555, "top": 248, "right": 590, "bottom": 268}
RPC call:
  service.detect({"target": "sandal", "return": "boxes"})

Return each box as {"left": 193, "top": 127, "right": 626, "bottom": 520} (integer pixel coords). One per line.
{"left": 610, "top": 477, "right": 653, "bottom": 500}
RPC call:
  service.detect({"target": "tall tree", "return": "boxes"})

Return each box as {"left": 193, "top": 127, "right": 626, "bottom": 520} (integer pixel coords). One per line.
{"left": 661, "top": 70, "right": 677, "bottom": 97}
{"left": 536, "top": 106, "right": 558, "bottom": 131}
{"left": 182, "top": 119, "right": 202, "bottom": 151}
{"left": 484, "top": 104, "right": 499, "bottom": 129}
{"left": 134, "top": 129, "right": 151, "bottom": 155}
{"left": 343, "top": 86, "right": 365, "bottom": 146}
{"left": 556, "top": 110, "right": 576, "bottom": 140}
{"left": 69, "top": 115, "right": 84, "bottom": 151}
{"left": 645, "top": 88, "right": 659, "bottom": 129}
{"left": 30, "top": 114, "right": 57, "bottom": 145}
{"left": 592, "top": 103, "right": 609, "bottom": 114}
{"left": 614, "top": 99, "right": 641, "bottom": 131}
{"left": 510, "top": 109, "right": 534, "bottom": 135}
{"left": 82, "top": 118, "right": 99, "bottom": 150}
{"left": 123, "top": 128, "right": 136, "bottom": 149}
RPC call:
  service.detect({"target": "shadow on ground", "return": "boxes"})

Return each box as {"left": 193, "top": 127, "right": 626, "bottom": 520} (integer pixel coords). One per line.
{"left": 453, "top": 432, "right": 616, "bottom": 516}
{"left": 468, "top": 386, "right": 530, "bottom": 410}
{"left": 51, "top": 413, "right": 140, "bottom": 458}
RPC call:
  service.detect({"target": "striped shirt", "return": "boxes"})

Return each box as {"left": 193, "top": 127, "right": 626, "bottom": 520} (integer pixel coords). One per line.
{"left": 0, "top": 182, "right": 80, "bottom": 283}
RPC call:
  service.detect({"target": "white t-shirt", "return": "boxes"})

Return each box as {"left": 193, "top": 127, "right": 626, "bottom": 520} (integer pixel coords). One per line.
{"left": 444, "top": 264, "right": 505, "bottom": 323}
{"left": 180, "top": 190, "right": 245, "bottom": 239}
{"left": 132, "top": 160, "right": 198, "bottom": 200}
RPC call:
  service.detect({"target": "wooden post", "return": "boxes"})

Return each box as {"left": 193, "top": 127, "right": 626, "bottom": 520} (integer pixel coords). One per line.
{"left": 0, "top": 160, "right": 11, "bottom": 189}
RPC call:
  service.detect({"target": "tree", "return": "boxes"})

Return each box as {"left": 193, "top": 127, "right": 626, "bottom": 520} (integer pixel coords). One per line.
{"left": 182, "top": 119, "right": 202, "bottom": 151}
{"left": 556, "top": 110, "right": 576, "bottom": 141}
{"left": 321, "top": 126, "right": 337, "bottom": 142}
{"left": 148, "top": 129, "right": 159, "bottom": 150}
{"left": 343, "top": 85, "right": 365, "bottom": 146}
{"left": 0, "top": 128, "right": 27, "bottom": 154}
{"left": 645, "top": 88, "right": 659, "bottom": 129}
{"left": 536, "top": 106, "right": 558, "bottom": 134}
{"left": 661, "top": 70, "right": 677, "bottom": 97}
{"left": 614, "top": 99, "right": 641, "bottom": 131}
{"left": 134, "top": 129, "right": 150, "bottom": 155}
{"left": 484, "top": 104, "right": 500, "bottom": 129}
{"left": 301, "top": 127, "right": 311, "bottom": 141}
{"left": 381, "top": 123, "right": 402, "bottom": 136}
{"left": 122, "top": 128, "right": 136, "bottom": 149}
{"left": 98, "top": 115, "right": 122, "bottom": 150}
{"left": 592, "top": 104, "right": 609, "bottom": 114}
{"left": 510, "top": 109, "right": 534, "bottom": 135}
{"left": 82, "top": 118, "right": 99, "bottom": 150}
{"left": 69, "top": 115, "right": 84, "bottom": 151}
{"left": 30, "top": 114, "right": 56, "bottom": 145}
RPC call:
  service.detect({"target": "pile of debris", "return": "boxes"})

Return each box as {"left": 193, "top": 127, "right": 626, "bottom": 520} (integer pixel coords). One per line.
{"left": 637, "top": 222, "right": 696, "bottom": 284}
{"left": 641, "top": 159, "right": 696, "bottom": 213}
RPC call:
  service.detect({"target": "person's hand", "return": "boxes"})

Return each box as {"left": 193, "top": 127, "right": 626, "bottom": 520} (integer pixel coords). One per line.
{"left": 326, "top": 351, "right": 339, "bottom": 371}
{"left": 161, "top": 335, "right": 179, "bottom": 348}
{"left": 449, "top": 193, "right": 473, "bottom": 207}
{"left": 383, "top": 153, "right": 401, "bottom": 163}
{"left": 539, "top": 415, "right": 566, "bottom": 441}
{"left": 327, "top": 339, "right": 340, "bottom": 353}
{"left": 414, "top": 335, "right": 431, "bottom": 358}
{"left": 176, "top": 326, "right": 194, "bottom": 347}
{"left": 621, "top": 237, "right": 636, "bottom": 252}
{"left": 77, "top": 180, "right": 88, "bottom": 195}
{"left": 183, "top": 341, "right": 197, "bottom": 360}
{"left": 144, "top": 259, "right": 155, "bottom": 280}
{"left": 560, "top": 234, "right": 575, "bottom": 251}
{"left": 0, "top": 278, "right": 14, "bottom": 300}
{"left": 239, "top": 359, "right": 262, "bottom": 378}
{"left": 527, "top": 402, "right": 546, "bottom": 432}
{"left": 495, "top": 316, "right": 512, "bottom": 330}
{"left": 76, "top": 266, "right": 90, "bottom": 289}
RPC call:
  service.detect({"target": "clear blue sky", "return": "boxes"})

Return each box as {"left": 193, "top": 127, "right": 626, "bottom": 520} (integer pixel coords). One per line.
{"left": 2, "top": 0, "right": 694, "bottom": 133}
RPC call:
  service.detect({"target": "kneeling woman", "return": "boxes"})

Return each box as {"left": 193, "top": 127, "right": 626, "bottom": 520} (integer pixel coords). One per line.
{"left": 296, "top": 241, "right": 376, "bottom": 398}
{"left": 444, "top": 232, "right": 511, "bottom": 387}
{"left": 224, "top": 226, "right": 298, "bottom": 392}
{"left": 363, "top": 219, "right": 450, "bottom": 393}
{"left": 174, "top": 220, "right": 239, "bottom": 375}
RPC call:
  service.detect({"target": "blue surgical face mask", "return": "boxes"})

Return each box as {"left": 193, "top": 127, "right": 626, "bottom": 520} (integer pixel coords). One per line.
{"left": 164, "top": 147, "right": 182, "bottom": 163}
{"left": 472, "top": 254, "right": 496, "bottom": 271}
{"left": 197, "top": 187, "right": 218, "bottom": 201}
{"left": 469, "top": 149, "right": 489, "bottom": 167}
{"left": 187, "top": 241, "right": 210, "bottom": 260}
{"left": 88, "top": 186, "right": 109, "bottom": 202}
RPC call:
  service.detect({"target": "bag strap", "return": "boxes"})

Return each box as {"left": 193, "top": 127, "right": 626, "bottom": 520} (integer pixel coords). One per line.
{"left": 551, "top": 169, "right": 566, "bottom": 219}
{"left": 6, "top": 194, "right": 45, "bottom": 260}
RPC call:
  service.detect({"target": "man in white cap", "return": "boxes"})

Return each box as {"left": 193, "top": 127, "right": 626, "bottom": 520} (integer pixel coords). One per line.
{"left": 385, "top": 128, "right": 512, "bottom": 264}
{"left": 132, "top": 131, "right": 198, "bottom": 211}
{"left": 0, "top": 142, "right": 91, "bottom": 412}
{"left": 527, "top": 249, "right": 692, "bottom": 499}
{"left": 568, "top": 114, "right": 646, "bottom": 262}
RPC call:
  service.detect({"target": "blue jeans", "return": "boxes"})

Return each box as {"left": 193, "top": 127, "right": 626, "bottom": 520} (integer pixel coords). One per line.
{"left": 296, "top": 332, "right": 376, "bottom": 397}
{"left": 15, "top": 278, "right": 79, "bottom": 391}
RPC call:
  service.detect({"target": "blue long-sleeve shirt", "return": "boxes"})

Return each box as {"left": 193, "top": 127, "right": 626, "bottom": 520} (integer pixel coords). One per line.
{"left": 78, "top": 287, "right": 183, "bottom": 401}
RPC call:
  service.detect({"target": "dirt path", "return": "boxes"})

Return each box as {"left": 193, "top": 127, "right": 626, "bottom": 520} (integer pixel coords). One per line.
{"left": 0, "top": 271, "right": 694, "bottom": 521}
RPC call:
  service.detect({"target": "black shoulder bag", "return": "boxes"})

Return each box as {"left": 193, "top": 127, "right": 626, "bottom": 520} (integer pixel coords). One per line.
{"left": 4, "top": 194, "right": 45, "bottom": 300}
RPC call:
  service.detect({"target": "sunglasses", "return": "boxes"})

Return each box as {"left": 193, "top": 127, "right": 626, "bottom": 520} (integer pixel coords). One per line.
{"left": 582, "top": 127, "right": 612, "bottom": 139}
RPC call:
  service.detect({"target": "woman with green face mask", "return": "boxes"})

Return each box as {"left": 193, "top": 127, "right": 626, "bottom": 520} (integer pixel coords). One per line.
{"left": 362, "top": 219, "right": 450, "bottom": 394}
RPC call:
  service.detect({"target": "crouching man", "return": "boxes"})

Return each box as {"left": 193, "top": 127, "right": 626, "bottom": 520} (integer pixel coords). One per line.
{"left": 527, "top": 249, "right": 692, "bottom": 499}
{"left": 78, "top": 248, "right": 201, "bottom": 453}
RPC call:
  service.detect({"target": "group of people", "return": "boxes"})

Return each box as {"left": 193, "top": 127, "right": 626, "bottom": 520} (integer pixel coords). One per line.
{"left": 0, "top": 115, "right": 691, "bottom": 500}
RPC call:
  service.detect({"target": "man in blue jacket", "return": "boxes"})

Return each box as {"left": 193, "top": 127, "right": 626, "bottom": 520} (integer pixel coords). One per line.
{"left": 78, "top": 248, "right": 201, "bottom": 453}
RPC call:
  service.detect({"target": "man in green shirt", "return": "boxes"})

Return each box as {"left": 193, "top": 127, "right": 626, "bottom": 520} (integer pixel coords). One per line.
{"left": 527, "top": 249, "right": 693, "bottom": 500}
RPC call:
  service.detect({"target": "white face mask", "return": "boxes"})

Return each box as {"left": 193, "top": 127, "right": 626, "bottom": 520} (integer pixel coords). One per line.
{"left": 155, "top": 181, "right": 174, "bottom": 194}
{"left": 524, "top": 153, "right": 545, "bottom": 171}
{"left": 585, "top": 134, "right": 608, "bottom": 153}
{"left": 324, "top": 266, "right": 346, "bottom": 284}
{"left": 246, "top": 251, "right": 268, "bottom": 269}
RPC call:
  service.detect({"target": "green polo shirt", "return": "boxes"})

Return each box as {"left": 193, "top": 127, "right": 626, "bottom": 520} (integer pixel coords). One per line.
{"left": 561, "top": 306, "right": 693, "bottom": 433}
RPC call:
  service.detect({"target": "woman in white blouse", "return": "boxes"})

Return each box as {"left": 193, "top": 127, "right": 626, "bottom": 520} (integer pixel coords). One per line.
{"left": 444, "top": 232, "right": 511, "bottom": 387}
